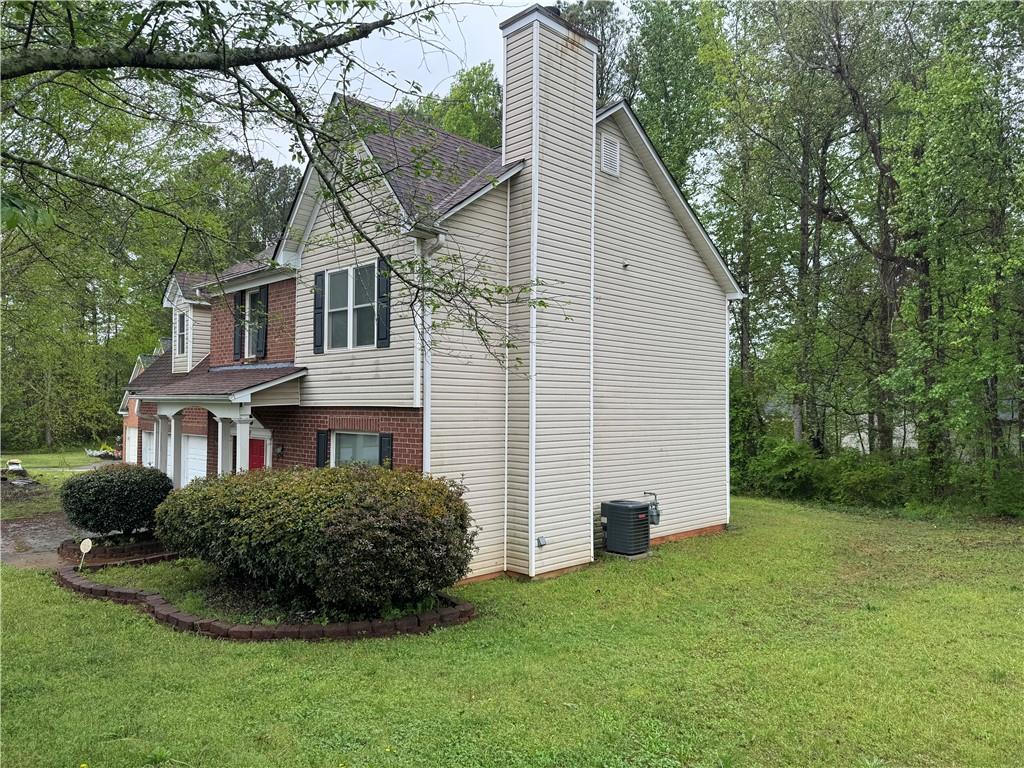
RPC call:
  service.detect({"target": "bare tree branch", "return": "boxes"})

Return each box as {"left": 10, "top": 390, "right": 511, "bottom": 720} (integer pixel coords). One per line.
{"left": 2, "top": 17, "right": 395, "bottom": 80}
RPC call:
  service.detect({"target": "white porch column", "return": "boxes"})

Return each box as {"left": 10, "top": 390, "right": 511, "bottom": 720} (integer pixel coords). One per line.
{"left": 154, "top": 415, "right": 169, "bottom": 474}
{"left": 214, "top": 417, "right": 234, "bottom": 475}
{"left": 235, "top": 416, "right": 252, "bottom": 473}
{"left": 170, "top": 412, "right": 184, "bottom": 488}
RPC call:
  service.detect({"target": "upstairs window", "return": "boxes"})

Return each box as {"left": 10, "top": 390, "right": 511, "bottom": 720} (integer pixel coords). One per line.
{"left": 327, "top": 263, "right": 376, "bottom": 350}
{"left": 176, "top": 312, "right": 186, "bottom": 355}
{"left": 244, "top": 288, "right": 264, "bottom": 358}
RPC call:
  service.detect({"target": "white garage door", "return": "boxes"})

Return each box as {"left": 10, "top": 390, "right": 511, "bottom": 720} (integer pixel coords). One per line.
{"left": 124, "top": 427, "right": 138, "bottom": 464}
{"left": 141, "top": 431, "right": 155, "bottom": 467}
{"left": 182, "top": 435, "right": 207, "bottom": 485}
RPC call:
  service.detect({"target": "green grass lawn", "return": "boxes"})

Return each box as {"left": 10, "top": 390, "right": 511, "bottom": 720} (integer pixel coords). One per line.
{"left": 2, "top": 497, "right": 1022, "bottom": 767}
{"left": 1, "top": 446, "right": 105, "bottom": 520}
{"left": 2, "top": 446, "right": 97, "bottom": 470}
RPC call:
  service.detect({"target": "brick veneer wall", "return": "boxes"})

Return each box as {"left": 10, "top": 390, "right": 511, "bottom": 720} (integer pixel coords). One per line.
{"left": 208, "top": 278, "right": 296, "bottom": 366}
{"left": 254, "top": 406, "right": 423, "bottom": 471}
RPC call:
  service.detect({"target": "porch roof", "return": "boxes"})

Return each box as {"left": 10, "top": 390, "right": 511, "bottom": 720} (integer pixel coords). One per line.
{"left": 127, "top": 355, "right": 305, "bottom": 400}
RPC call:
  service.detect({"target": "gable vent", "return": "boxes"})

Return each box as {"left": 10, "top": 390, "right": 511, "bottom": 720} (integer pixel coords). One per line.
{"left": 600, "top": 134, "right": 620, "bottom": 176}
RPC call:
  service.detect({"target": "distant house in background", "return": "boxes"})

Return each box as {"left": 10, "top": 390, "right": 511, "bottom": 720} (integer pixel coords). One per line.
{"left": 122, "top": 5, "right": 742, "bottom": 579}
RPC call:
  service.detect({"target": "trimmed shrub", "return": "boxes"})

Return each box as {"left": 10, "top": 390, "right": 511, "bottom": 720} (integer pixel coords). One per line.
{"left": 60, "top": 464, "right": 173, "bottom": 534}
{"left": 155, "top": 465, "right": 477, "bottom": 618}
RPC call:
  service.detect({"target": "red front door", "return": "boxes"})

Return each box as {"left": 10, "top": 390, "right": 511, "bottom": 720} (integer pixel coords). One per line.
{"left": 248, "top": 438, "right": 265, "bottom": 470}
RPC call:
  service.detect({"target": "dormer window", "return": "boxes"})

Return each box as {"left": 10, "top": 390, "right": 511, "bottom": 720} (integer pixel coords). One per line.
{"left": 176, "top": 312, "right": 186, "bottom": 355}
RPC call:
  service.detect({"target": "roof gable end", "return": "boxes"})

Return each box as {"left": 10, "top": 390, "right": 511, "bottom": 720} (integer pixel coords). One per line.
{"left": 597, "top": 101, "right": 742, "bottom": 298}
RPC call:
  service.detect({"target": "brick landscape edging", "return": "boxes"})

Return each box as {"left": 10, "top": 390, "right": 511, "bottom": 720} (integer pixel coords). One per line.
{"left": 53, "top": 562, "right": 476, "bottom": 642}
{"left": 58, "top": 535, "right": 167, "bottom": 563}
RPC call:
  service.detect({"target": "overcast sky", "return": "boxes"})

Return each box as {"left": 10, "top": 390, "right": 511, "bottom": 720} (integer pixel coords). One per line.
{"left": 248, "top": 2, "right": 533, "bottom": 166}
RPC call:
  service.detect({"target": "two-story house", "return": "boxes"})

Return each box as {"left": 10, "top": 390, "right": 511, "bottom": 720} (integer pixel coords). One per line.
{"left": 122, "top": 5, "right": 742, "bottom": 580}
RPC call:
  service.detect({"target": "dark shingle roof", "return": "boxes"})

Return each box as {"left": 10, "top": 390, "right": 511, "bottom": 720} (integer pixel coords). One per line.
{"left": 127, "top": 355, "right": 305, "bottom": 398}
{"left": 337, "top": 98, "right": 502, "bottom": 220}
{"left": 435, "top": 158, "right": 523, "bottom": 217}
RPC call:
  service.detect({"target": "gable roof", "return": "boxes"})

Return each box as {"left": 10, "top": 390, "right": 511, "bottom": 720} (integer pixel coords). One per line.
{"left": 274, "top": 98, "right": 513, "bottom": 259}
{"left": 597, "top": 101, "right": 742, "bottom": 298}
{"left": 345, "top": 99, "right": 502, "bottom": 219}
{"left": 165, "top": 252, "right": 290, "bottom": 306}
{"left": 272, "top": 97, "right": 739, "bottom": 298}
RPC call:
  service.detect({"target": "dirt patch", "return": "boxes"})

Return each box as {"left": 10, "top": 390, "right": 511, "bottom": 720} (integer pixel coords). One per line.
{"left": 1, "top": 511, "right": 87, "bottom": 570}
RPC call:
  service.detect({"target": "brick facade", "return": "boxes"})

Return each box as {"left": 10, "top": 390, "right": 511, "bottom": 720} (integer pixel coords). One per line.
{"left": 253, "top": 406, "right": 423, "bottom": 471}
{"left": 208, "top": 278, "right": 296, "bottom": 366}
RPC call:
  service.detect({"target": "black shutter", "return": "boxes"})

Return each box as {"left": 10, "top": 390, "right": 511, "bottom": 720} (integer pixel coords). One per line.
{"left": 315, "top": 430, "right": 330, "bottom": 468}
{"left": 376, "top": 256, "right": 391, "bottom": 349}
{"left": 232, "top": 292, "right": 244, "bottom": 360}
{"left": 378, "top": 432, "right": 393, "bottom": 468}
{"left": 313, "top": 271, "right": 325, "bottom": 355}
{"left": 255, "top": 284, "right": 269, "bottom": 359}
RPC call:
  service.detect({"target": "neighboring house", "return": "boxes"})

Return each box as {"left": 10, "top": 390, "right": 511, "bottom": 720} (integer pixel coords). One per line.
{"left": 123, "top": 5, "right": 742, "bottom": 579}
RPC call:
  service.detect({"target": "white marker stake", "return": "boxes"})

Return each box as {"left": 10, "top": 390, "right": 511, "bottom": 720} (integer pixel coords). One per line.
{"left": 78, "top": 538, "right": 93, "bottom": 572}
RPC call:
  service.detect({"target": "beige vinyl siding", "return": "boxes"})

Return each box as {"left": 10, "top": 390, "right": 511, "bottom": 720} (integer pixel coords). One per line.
{"left": 429, "top": 186, "right": 508, "bottom": 576}
{"left": 503, "top": 23, "right": 536, "bottom": 575}
{"left": 505, "top": 175, "right": 533, "bottom": 575}
{"left": 594, "top": 119, "right": 729, "bottom": 539}
{"left": 170, "top": 290, "right": 190, "bottom": 373}
{"left": 294, "top": 181, "right": 416, "bottom": 407}
{"left": 531, "top": 25, "right": 595, "bottom": 575}
{"left": 503, "top": 25, "right": 534, "bottom": 163}
{"left": 190, "top": 307, "right": 211, "bottom": 369}
{"left": 249, "top": 379, "right": 301, "bottom": 407}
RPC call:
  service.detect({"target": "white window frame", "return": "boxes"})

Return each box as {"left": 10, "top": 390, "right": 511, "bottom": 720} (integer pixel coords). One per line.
{"left": 329, "top": 431, "right": 380, "bottom": 467}
{"left": 325, "top": 263, "right": 377, "bottom": 351}
{"left": 176, "top": 311, "right": 187, "bottom": 355}
{"left": 243, "top": 288, "right": 262, "bottom": 359}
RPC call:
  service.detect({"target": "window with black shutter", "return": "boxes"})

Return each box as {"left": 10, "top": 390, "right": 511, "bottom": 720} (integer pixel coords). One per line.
{"left": 376, "top": 256, "right": 391, "bottom": 348}
{"left": 312, "top": 271, "right": 325, "bottom": 354}
{"left": 315, "top": 430, "right": 330, "bottom": 468}
{"left": 378, "top": 432, "right": 393, "bottom": 467}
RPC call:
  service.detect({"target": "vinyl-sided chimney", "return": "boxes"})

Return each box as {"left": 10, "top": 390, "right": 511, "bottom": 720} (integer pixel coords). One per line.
{"left": 500, "top": 6, "right": 598, "bottom": 577}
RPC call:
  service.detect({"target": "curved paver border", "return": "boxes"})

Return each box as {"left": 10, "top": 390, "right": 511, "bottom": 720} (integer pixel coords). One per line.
{"left": 53, "top": 559, "right": 476, "bottom": 641}
{"left": 58, "top": 535, "right": 167, "bottom": 563}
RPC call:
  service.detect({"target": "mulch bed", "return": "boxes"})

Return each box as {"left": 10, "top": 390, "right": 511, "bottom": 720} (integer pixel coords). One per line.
{"left": 53, "top": 555, "right": 476, "bottom": 642}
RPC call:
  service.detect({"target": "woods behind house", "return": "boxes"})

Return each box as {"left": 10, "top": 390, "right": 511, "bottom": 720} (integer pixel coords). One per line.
{"left": 2, "top": 1, "right": 1021, "bottom": 514}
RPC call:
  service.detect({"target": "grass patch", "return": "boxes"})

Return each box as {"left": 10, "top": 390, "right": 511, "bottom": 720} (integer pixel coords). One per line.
{"left": 0, "top": 490, "right": 61, "bottom": 521}
{"left": 2, "top": 497, "right": 1022, "bottom": 767}
{"left": 1, "top": 470, "right": 73, "bottom": 521}
{"left": 2, "top": 446, "right": 97, "bottom": 470}
{"left": 89, "top": 559, "right": 441, "bottom": 625}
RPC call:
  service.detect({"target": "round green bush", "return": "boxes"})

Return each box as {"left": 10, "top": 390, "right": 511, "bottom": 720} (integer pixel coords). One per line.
{"left": 60, "top": 464, "right": 173, "bottom": 534}
{"left": 155, "top": 466, "right": 477, "bottom": 618}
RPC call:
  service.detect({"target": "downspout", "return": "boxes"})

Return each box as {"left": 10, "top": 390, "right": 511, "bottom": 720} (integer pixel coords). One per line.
{"left": 419, "top": 233, "right": 446, "bottom": 475}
